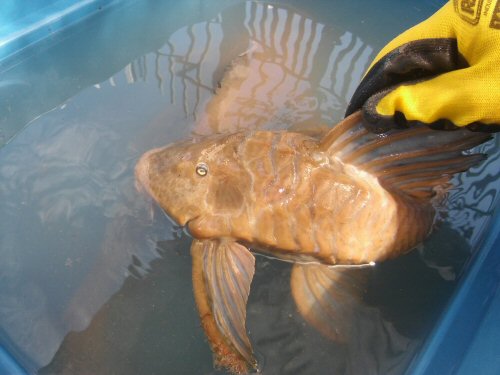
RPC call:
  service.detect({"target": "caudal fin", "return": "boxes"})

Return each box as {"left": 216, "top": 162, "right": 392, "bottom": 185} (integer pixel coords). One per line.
{"left": 320, "top": 111, "right": 491, "bottom": 200}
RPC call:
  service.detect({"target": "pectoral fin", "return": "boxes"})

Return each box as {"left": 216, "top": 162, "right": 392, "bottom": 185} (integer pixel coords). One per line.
{"left": 191, "top": 239, "right": 257, "bottom": 374}
{"left": 290, "top": 263, "right": 371, "bottom": 341}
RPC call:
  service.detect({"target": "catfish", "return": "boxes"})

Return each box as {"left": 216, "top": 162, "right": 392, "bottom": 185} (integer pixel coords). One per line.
{"left": 135, "top": 110, "right": 490, "bottom": 373}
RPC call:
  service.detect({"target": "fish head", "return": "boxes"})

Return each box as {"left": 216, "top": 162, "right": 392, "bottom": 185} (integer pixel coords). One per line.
{"left": 135, "top": 133, "right": 249, "bottom": 230}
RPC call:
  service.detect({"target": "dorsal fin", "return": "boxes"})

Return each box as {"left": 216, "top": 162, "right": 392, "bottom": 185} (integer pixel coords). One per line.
{"left": 320, "top": 111, "right": 491, "bottom": 200}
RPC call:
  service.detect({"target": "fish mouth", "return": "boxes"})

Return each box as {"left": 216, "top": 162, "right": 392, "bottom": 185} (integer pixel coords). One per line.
{"left": 185, "top": 215, "right": 199, "bottom": 228}
{"left": 184, "top": 216, "right": 202, "bottom": 238}
{"left": 171, "top": 211, "right": 199, "bottom": 229}
{"left": 141, "top": 192, "right": 194, "bottom": 229}
{"left": 135, "top": 145, "right": 199, "bottom": 228}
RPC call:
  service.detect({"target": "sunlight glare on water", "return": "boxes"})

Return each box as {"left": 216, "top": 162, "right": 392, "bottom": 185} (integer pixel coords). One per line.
{"left": 0, "top": 1, "right": 498, "bottom": 374}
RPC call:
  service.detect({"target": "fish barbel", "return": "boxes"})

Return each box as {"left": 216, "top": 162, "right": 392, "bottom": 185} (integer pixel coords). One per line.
{"left": 135, "top": 111, "right": 489, "bottom": 373}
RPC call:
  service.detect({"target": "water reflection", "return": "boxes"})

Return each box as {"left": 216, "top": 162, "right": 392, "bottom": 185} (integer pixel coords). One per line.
{"left": 0, "top": 1, "right": 498, "bottom": 374}
{"left": 0, "top": 74, "right": 194, "bottom": 370}
{"left": 105, "top": 1, "right": 374, "bottom": 135}
{"left": 446, "top": 137, "right": 500, "bottom": 245}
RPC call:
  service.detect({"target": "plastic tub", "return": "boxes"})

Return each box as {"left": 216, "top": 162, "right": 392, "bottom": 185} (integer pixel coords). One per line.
{"left": 1, "top": 1, "right": 498, "bottom": 374}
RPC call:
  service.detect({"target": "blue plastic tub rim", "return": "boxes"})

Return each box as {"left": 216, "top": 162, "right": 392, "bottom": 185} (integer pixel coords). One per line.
{"left": 0, "top": 0, "right": 128, "bottom": 66}
{"left": 0, "top": 345, "right": 27, "bottom": 375}
{"left": 0, "top": 1, "right": 499, "bottom": 374}
{"left": 407, "top": 204, "right": 500, "bottom": 375}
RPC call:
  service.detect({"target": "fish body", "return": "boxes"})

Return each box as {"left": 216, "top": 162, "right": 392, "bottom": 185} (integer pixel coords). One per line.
{"left": 135, "top": 111, "right": 489, "bottom": 373}
{"left": 138, "top": 121, "right": 432, "bottom": 266}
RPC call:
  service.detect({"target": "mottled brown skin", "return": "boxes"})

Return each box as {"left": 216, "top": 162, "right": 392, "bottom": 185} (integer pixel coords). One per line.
{"left": 135, "top": 126, "right": 433, "bottom": 266}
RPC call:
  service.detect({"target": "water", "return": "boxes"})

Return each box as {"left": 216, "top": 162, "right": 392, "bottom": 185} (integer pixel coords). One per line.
{"left": 0, "top": 1, "right": 498, "bottom": 374}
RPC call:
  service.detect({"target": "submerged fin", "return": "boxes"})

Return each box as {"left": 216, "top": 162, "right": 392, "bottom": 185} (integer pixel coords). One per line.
{"left": 320, "top": 111, "right": 491, "bottom": 200}
{"left": 194, "top": 39, "right": 326, "bottom": 136}
{"left": 290, "top": 263, "right": 371, "bottom": 341}
{"left": 194, "top": 48, "right": 254, "bottom": 135}
{"left": 191, "top": 239, "right": 257, "bottom": 374}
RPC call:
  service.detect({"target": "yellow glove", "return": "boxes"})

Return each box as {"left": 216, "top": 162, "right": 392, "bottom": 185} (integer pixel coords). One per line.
{"left": 346, "top": 0, "right": 500, "bottom": 133}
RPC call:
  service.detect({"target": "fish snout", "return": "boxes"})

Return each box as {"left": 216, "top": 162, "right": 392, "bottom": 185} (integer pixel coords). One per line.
{"left": 135, "top": 148, "right": 159, "bottom": 197}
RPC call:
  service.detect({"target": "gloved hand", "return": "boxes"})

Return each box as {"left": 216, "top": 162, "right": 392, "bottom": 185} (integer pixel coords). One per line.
{"left": 346, "top": 0, "right": 500, "bottom": 133}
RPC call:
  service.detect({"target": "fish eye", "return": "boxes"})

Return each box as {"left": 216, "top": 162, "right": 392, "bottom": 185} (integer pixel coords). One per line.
{"left": 195, "top": 163, "right": 208, "bottom": 177}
